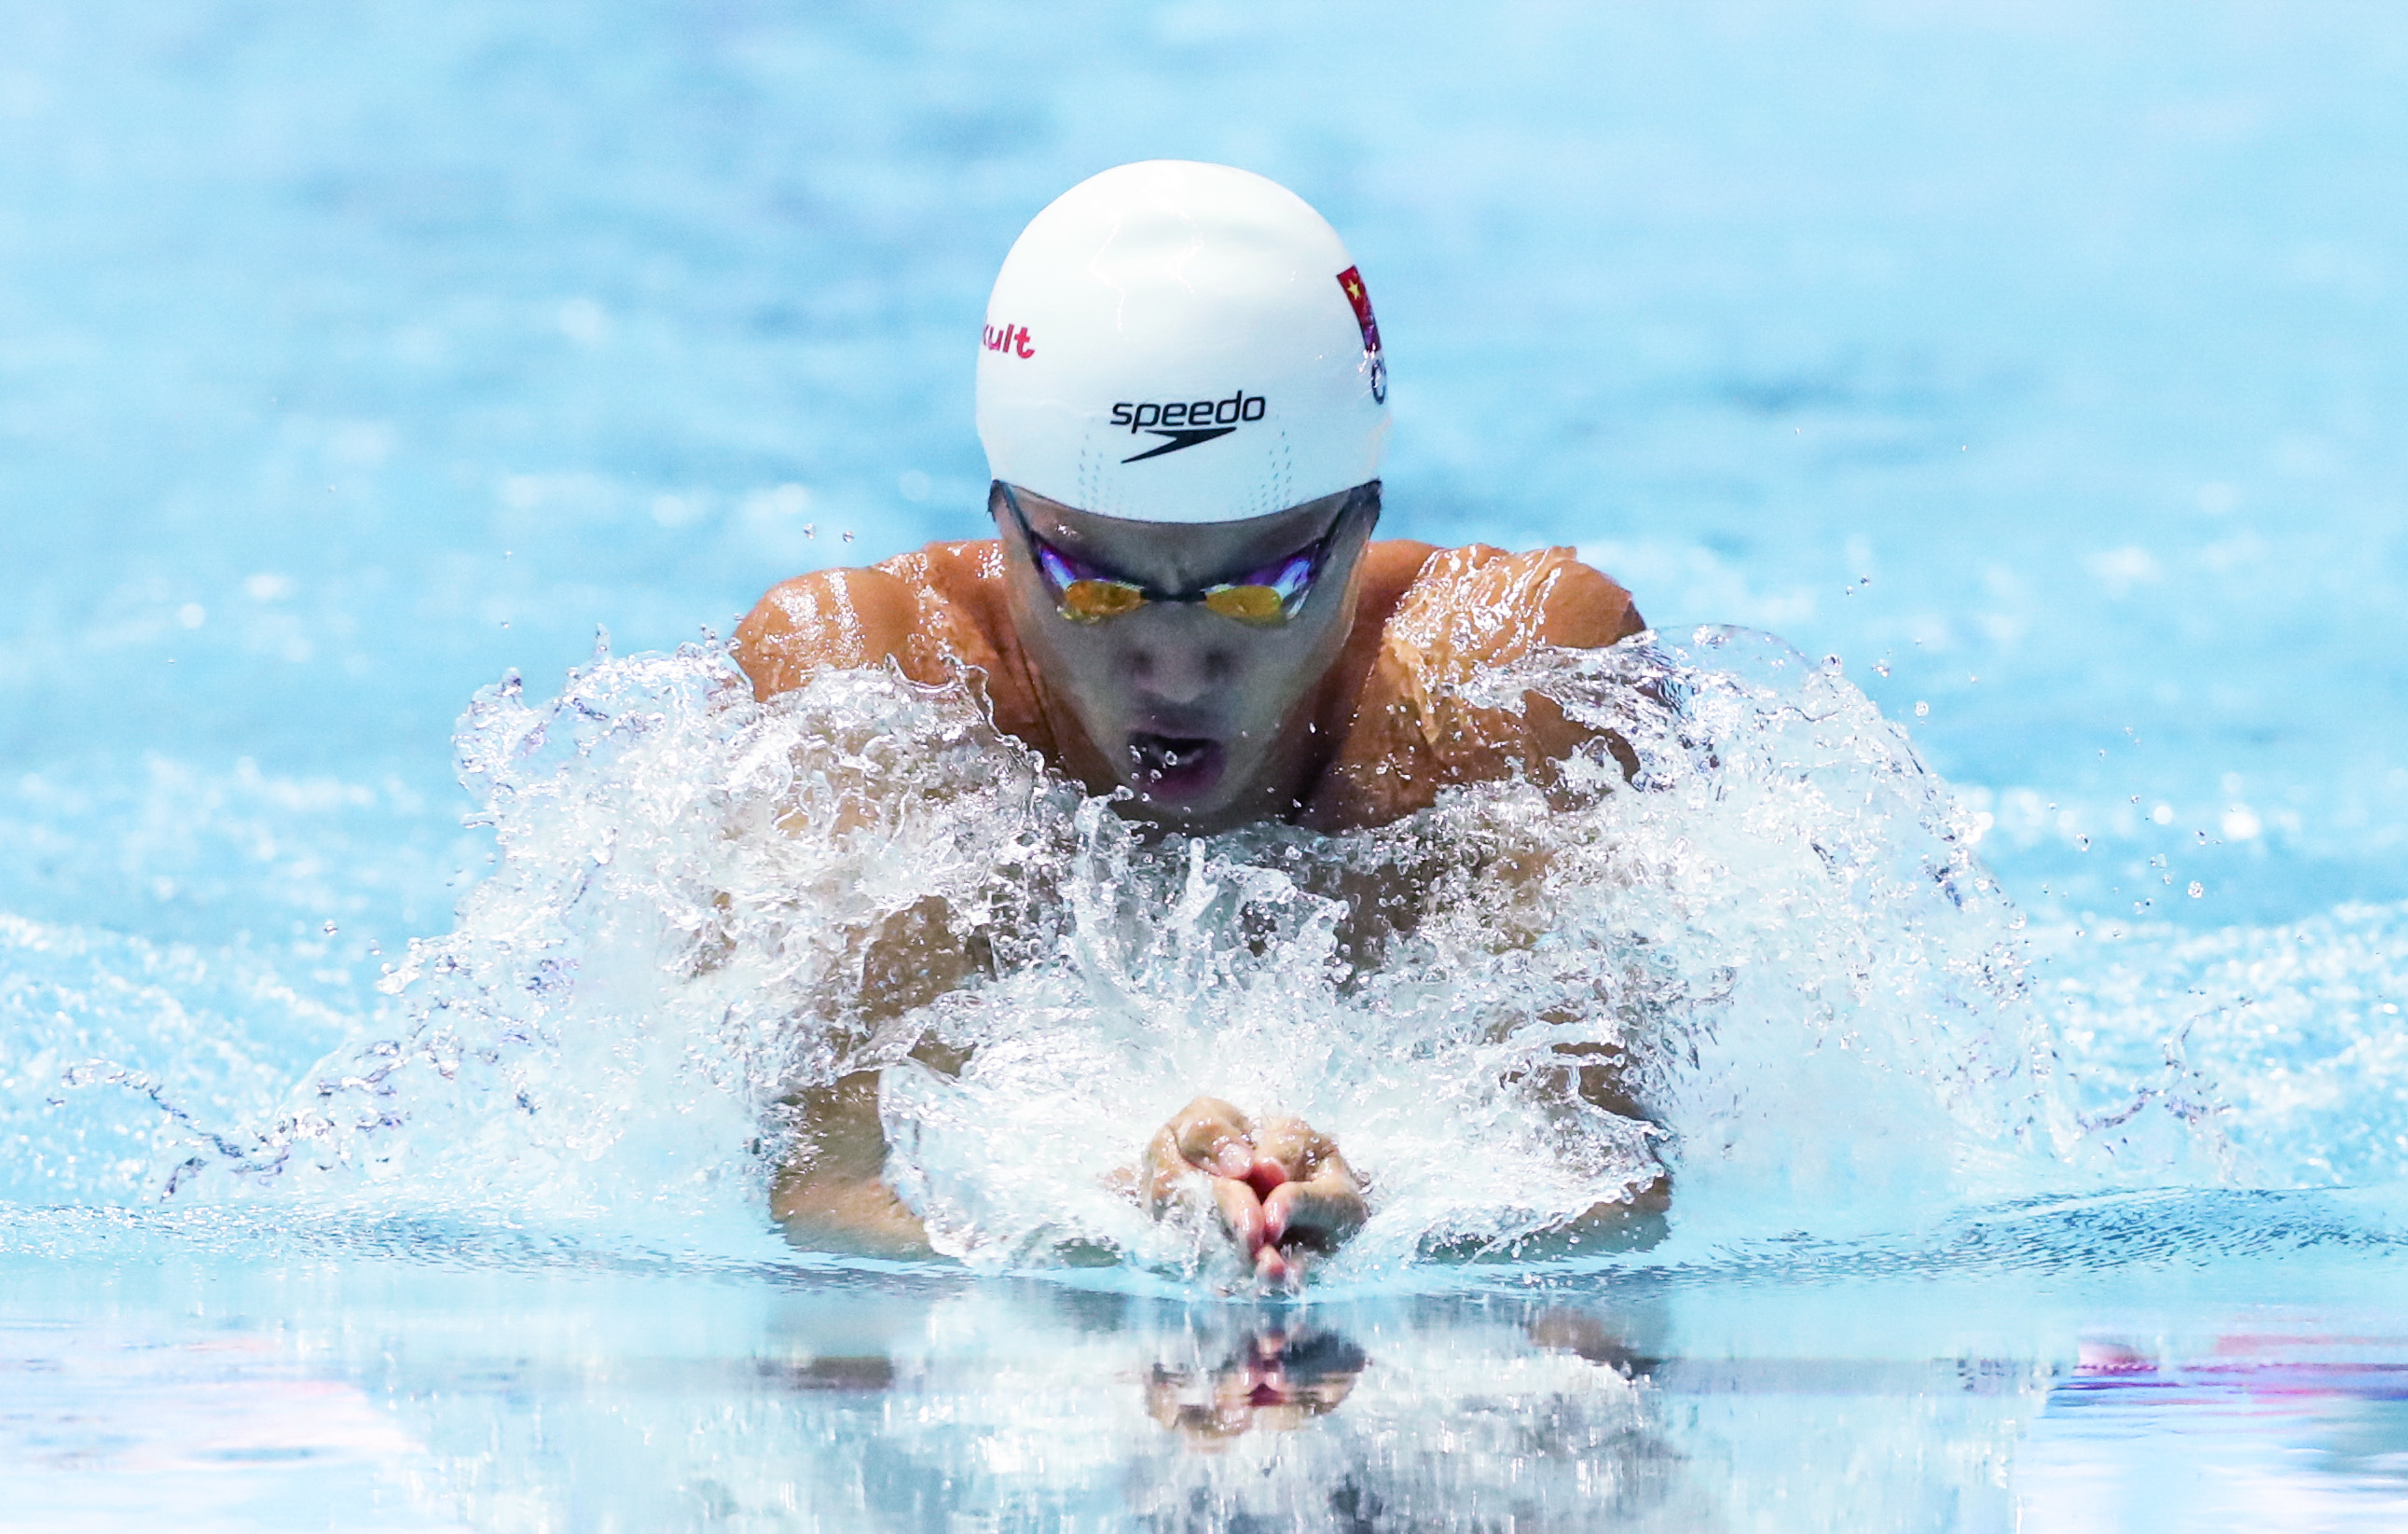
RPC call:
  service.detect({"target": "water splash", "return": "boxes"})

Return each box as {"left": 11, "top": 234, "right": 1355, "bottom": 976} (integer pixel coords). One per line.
{"left": 108, "top": 627, "right": 2096, "bottom": 1264}
{"left": 0, "top": 915, "right": 350, "bottom": 1206}
{"left": 2039, "top": 902, "right": 2408, "bottom": 1187}
{"left": 29, "top": 626, "right": 2345, "bottom": 1273}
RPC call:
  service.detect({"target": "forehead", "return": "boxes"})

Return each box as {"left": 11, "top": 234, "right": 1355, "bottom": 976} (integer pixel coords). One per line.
{"left": 1010, "top": 485, "right": 1347, "bottom": 588}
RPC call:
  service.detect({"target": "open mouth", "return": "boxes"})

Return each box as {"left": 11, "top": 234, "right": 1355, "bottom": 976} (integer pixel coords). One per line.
{"left": 1126, "top": 733, "right": 1226, "bottom": 801}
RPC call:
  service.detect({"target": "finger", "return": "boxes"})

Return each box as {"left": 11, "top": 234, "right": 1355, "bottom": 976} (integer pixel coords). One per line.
{"left": 1140, "top": 1123, "right": 1190, "bottom": 1210}
{"left": 1213, "top": 1176, "right": 1266, "bottom": 1257}
{"left": 1250, "top": 1117, "right": 1339, "bottom": 1190}
{"left": 1243, "top": 1154, "right": 1288, "bottom": 1202}
{"left": 1255, "top": 1239, "right": 1295, "bottom": 1286}
{"left": 1255, "top": 1239, "right": 1313, "bottom": 1290}
{"left": 1263, "top": 1162, "right": 1366, "bottom": 1249}
{"left": 1173, "top": 1098, "right": 1255, "bottom": 1175}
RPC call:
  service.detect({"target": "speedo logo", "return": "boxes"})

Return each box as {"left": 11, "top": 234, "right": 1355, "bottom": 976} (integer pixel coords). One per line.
{"left": 1108, "top": 392, "right": 1267, "bottom": 463}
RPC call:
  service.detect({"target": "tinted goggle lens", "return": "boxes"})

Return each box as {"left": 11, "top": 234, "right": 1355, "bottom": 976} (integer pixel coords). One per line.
{"left": 1008, "top": 483, "right": 1342, "bottom": 629}
{"left": 1055, "top": 578, "right": 1290, "bottom": 626}
{"left": 1200, "top": 582, "right": 1290, "bottom": 626}
{"left": 1057, "top": 578, "right": 1148, "bottom": 623}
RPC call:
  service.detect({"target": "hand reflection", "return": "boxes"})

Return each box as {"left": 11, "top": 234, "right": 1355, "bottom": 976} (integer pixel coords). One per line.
{"left": 1145, "top": 1323, "right": 1369, "bottom": 1446}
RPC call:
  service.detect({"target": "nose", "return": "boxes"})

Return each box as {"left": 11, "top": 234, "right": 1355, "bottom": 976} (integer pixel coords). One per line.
{"left": 1124, "top": 622, "right": 1236, "bottom": 707}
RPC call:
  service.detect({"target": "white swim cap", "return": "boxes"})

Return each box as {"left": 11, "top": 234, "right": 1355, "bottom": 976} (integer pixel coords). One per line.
{"left": 975, "top": 160, "right": 1390, "bottom": 525}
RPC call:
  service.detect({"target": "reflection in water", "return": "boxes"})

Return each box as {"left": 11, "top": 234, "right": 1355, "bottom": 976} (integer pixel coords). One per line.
{"left": 1145, "top": 1320, "right": 1369, "bottom": 1446}
{"left": 22, "top": 1234, "right": 2408, "bottom": 1533}
{"left": 329, "top": 1275, "right": 2043, "bottom": 1532}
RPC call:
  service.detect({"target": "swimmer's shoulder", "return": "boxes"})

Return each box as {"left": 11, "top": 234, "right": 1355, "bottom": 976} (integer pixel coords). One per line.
{"left": 1327, "top": 539, "right": 1643, "bottom": 717}
{"left": 1306, "top": 541, "right": 1644, "bottom": 831}
{"left": 1387, "top": 542, "right": 1644, "bottom": 658}
{"left": 1354, "top": 539, "right": 1442, "bottom": 622}
{"left": 735, "top": 539, "right": 1009, "bottom": 700}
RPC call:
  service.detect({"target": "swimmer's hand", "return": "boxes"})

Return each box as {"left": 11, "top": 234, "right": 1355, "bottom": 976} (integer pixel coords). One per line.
{"left": 1142, "top": 1097, "right": 1366, "bottom": 1285}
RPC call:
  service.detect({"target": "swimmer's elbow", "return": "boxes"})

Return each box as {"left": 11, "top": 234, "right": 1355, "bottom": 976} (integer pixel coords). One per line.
{"left": 734, "top": 568, "right": 923, "bottom": 699}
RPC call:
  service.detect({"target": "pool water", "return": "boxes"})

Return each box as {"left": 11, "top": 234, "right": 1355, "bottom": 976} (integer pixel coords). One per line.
{"left": 5, "top": 1, "right": 2406, "bottom": 1528}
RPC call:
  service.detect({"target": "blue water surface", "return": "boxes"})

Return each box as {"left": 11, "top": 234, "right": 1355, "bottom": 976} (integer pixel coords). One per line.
{"left": 5, "top": 1, "right": 2407, "bottom": 1528}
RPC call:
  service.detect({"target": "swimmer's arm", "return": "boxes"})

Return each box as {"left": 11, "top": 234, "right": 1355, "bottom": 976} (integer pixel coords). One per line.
{"left": 1516, "top": 556, "right": 1647, "bottom": 780}
{"left": 734, "top": 568, "right": 927, "bottom": 700}
{"left": 769, "top": 1070, "right": 933, "bottom": 1259}
{"left": 1548, "top": 1039, "right": 1671, "bottom": 1244}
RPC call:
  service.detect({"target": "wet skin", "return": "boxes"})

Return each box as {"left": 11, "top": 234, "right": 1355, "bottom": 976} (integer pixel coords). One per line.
{"left": 992, "top": 482, "right": 1376, "bottom": 832}
{"left": 739, "top": 481, "right": 1652, "bottom": 1280}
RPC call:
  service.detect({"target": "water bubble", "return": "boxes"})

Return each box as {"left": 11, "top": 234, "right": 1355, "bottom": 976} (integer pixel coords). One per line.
{"left": 2188, "top": 881, "right": 2205, "bottom": 899}
{"left": 842, "top": 530, "right": 856, "bottom": 544}
{"left": 1914, "top": 700, "right": 1930, "bottom": 717}
{"left": 2075, "top": 835, "right": 2091, "bottom": 851}
{"left": 322, "top": 920, "right": 337, "bottom": 935}
{"left": 1873, "top": 659, "right": 1891, "bottom": 677}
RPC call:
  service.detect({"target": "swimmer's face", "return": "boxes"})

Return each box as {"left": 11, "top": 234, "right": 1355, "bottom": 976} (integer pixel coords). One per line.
{"left": 993, "top": 481, "right": 1378, "bottom": 829}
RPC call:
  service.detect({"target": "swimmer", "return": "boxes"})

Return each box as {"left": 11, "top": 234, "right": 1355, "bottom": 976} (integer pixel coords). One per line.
{"left": 739, "top": 161, "right": 1652, "bottom": 1281}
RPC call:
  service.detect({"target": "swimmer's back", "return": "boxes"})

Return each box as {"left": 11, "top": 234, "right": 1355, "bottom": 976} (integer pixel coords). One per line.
{"left": 735, "top": 538, "right": 1644, "bottom": 829}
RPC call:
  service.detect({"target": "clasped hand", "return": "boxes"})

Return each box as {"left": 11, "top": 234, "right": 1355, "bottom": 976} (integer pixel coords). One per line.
{"left": 1142, "top": 1096, "right": 1366, "bottom": 1284}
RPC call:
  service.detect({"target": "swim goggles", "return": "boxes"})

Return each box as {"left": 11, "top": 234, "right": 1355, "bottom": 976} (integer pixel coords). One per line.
{"left": 999, "top": 483, "right": 1345, "bottom": 628}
